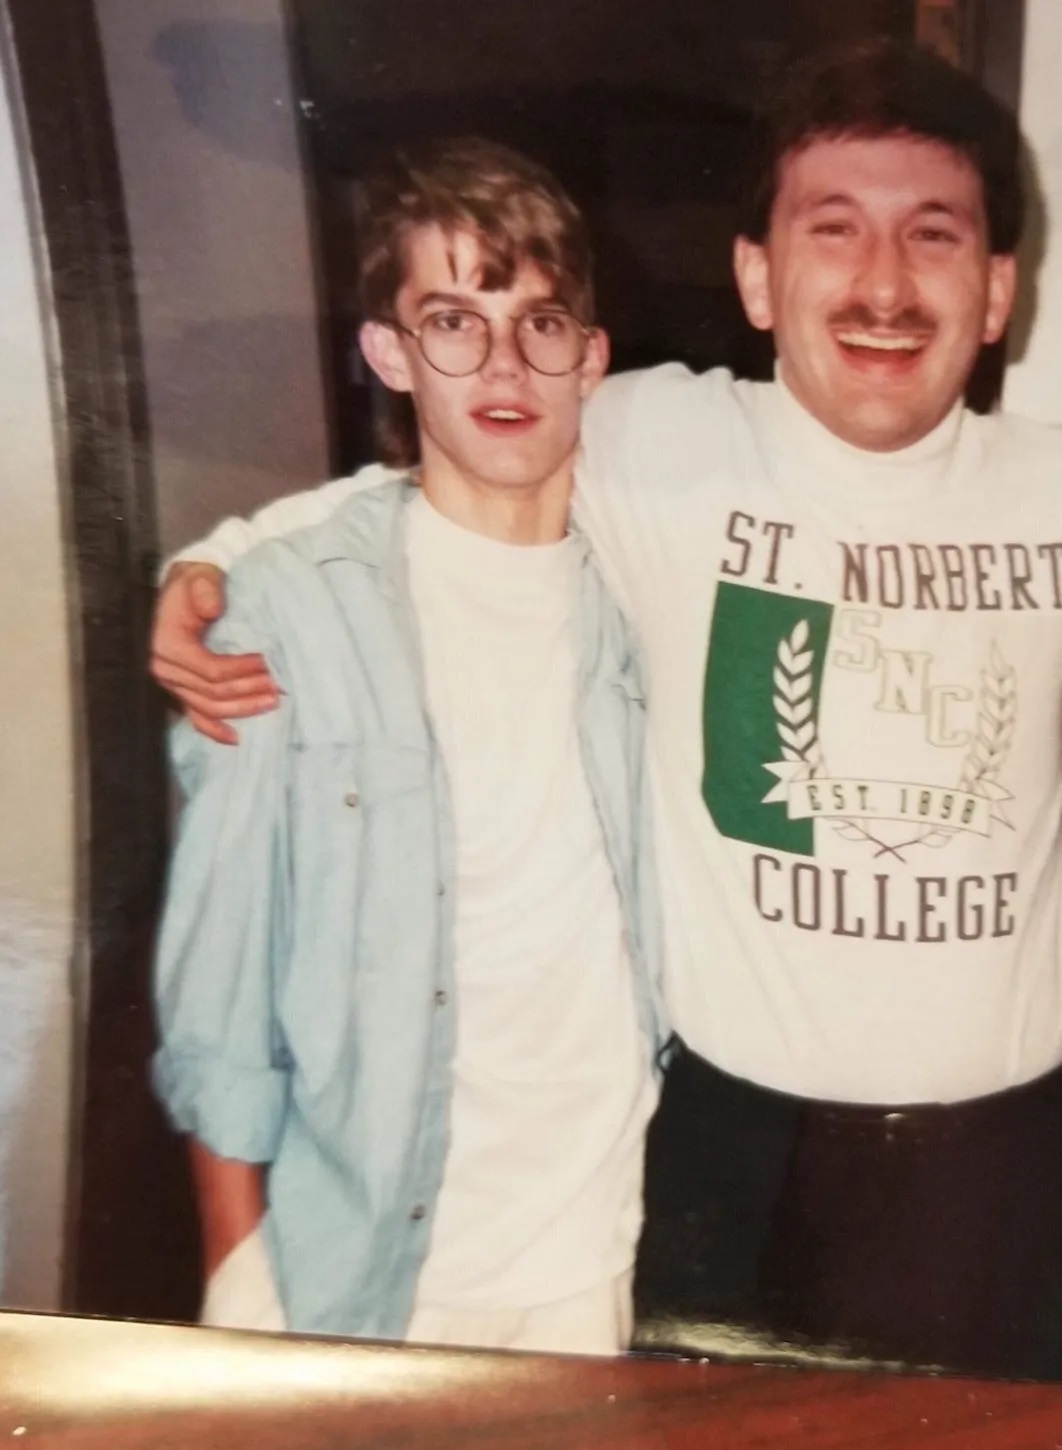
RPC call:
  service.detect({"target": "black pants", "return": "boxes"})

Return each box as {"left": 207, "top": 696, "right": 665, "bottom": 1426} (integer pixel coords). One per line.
{"left": 634, "top": 1041, "right": 1062, "bottom": 1380}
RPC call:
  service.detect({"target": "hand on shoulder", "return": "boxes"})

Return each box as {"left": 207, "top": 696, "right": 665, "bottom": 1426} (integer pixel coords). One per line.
{"left": 150, "top": 562, "right": 279, "bottom": 745}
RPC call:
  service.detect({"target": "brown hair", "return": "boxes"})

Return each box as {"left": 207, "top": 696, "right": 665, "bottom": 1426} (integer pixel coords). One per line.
{"left": 354, "top": 137, "right": 594, "bottom": 467}
{"left": 740, "top": 36, "right": 1024, "bottom": 255}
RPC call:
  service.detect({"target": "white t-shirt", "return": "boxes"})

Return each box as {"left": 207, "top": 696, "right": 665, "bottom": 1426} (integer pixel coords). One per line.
{"left": 577, "top": 367, "right": 1062, "bottom": 1104}
{"left": 404, "top": 494, "right": 655, "bottom": 1309}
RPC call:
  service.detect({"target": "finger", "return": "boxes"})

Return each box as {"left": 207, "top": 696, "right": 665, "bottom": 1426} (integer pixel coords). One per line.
{"left": 174, "top": 688, "right": 281, "bottom": 722}
{"left": 153, "top": 648, "right": 274, "bottom": 689}
{"left": 153, "top": 666, "right": 276, "bottom": 709}
{"left": 188, "top": 708, "right": 238, "bottom": 746}
{"left": 152, "top": 656, "right": 277, "bottom": 701}
{"left": 189, "top": 573, "right": 225, "bottom": 622}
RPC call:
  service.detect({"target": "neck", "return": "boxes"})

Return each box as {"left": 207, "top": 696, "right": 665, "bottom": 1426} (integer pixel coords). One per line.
{"left": 418, "top": 461, "right": 573, "bottom": 545}
{"left": 774, "top": 366, "right": 964, "bottom": 465}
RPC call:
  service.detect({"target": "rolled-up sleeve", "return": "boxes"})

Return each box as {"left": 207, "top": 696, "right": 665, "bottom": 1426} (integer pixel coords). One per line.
{"left": 152, "top": 579, "right": 293, "bottom": 1164}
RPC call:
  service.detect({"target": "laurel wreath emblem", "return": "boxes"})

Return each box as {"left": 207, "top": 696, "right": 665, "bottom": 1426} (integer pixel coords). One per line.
{"left": 772, "top": 620, "right": 881, "bottom": 850}
{"left": 773, "top": 620, "right": 822, "bottom": 773}
{"left": 771, "top": 624, "right": 1015, "bottom": 859}
{"left": 965, "top": 643, "right": 1017, "bottom": 791}
{"left": 917, "top": 642, "right": 1016, "bottom": 849}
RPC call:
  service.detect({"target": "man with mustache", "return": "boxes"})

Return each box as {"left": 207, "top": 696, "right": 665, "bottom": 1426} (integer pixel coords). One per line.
{"left": 152, "top": 38, "right": 1062, "bottom": 1376}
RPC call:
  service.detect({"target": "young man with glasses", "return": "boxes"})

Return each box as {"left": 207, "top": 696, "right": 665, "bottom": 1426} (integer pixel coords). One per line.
{"left": 151, "top": 137, "right": 666, "bottom": 1351}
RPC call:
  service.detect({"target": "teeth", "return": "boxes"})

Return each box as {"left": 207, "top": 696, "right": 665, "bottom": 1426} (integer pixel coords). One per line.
{"left": 836, "top": 332, "right": 925, "bottom": 352}
{"left": 485, "top": 408, "right": 526, "bottom": 420}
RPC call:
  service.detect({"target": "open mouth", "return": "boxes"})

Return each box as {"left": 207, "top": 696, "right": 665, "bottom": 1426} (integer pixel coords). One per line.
{"left": 834, "top": 330, "right": 932, "bottom": 369}
{"left": 471, "top": 405, "right": 540, "bottom": 434}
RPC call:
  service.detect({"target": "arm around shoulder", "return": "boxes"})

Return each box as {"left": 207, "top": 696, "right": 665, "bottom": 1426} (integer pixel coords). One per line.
{"left": 165, "top": 462, "right": 401, "bottom": 575}
{"left": 152, "top": 466, "right": 398, "bottom": 735}
{"left": 579, "top": 362, "right": 736, "bottom": 504}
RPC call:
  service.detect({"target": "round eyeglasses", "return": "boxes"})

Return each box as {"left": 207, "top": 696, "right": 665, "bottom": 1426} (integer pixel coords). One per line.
{"left": 388, "top": 307, "right": 593, "bottom": 378}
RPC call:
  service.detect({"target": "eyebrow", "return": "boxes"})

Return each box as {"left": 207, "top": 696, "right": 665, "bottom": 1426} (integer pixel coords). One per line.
{"left": 410, "top": 290, "right": 476, "bottom": 313}
{"left": 801, "top": 193, "right": 977, "bottom": 225}
{"left": 910, "top": 200, "right": 978, "bottom": 226}
{"left": 802, "top": 192, "right": 856, "bottom": 211}
{"left": 409, "top": 289, "right": 568, "bottom": 315}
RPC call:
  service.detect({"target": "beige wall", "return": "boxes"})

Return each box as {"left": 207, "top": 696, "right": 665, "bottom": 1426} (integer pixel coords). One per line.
{"left": 0, "top": 46, "right": 77, "bottom": 1308}
{"left": 94, "top": 0, "right": 331, "bottom": 555}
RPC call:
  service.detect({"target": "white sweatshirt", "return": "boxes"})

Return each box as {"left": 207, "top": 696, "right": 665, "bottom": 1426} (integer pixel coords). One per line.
{"left": 179, "top": 367, "right": 1062, "bottom": 1105}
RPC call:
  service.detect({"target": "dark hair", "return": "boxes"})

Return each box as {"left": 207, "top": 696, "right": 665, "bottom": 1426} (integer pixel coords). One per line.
{"left": 355, "top": 137, "right": 594, "bottom": 468}
{"left": 740, "top": 36, "right": 1025, "bottom": 255}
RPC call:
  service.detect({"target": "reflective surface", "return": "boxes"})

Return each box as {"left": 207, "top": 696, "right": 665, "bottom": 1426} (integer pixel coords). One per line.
{"left": 4, "top": 1310, "right": 1062, "bottom": 1449}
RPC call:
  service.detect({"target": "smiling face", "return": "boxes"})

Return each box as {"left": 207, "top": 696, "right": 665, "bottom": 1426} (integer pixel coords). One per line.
{"left": 359, "top": 224, "right": 607, "bottom": 509}
{"left": 734, "top": 133, "right": 1016, "bottom": 452}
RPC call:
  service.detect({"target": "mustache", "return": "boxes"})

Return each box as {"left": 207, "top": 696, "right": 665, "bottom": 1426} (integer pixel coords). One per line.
{"left": 829, "top": 304, "right": 937, "bottom": 335}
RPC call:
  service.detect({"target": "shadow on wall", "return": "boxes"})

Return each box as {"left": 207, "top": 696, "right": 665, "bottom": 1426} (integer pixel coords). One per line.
{"left": 152, "top": 22, "right": 302, "bottom": 170}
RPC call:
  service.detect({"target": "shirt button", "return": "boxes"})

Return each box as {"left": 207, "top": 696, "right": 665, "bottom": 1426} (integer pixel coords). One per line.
{"left": 410, "top": 1204, "right": 427, "bottom": 1222}
{"left": 344, "top": 791, "right": 360, "bottom": 808}
{"left": 434, "top": 990, "right": 448, "bottom": 1007}
{"left": 436, "top": 883, "right": 446, "bottom": 897}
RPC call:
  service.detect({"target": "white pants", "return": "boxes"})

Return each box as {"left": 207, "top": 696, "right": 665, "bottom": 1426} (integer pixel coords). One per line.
{"left": 200, "top": 1228, "right": 286, "bottom": 1332}
{"left": 407, "top": 1269, "right": 634, "bottom": 1356}
{"left": 201, "top": 1229, "right": 633, "bottom": 1355}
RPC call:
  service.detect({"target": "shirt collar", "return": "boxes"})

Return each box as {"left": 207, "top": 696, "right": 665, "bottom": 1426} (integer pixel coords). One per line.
{"left": 304, "top": 476, "right": 590, "bottom": 572}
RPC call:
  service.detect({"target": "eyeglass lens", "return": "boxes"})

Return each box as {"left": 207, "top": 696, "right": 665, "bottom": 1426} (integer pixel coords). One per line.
{"left": 417, "top": 310, "right": 586, "bottom": 376}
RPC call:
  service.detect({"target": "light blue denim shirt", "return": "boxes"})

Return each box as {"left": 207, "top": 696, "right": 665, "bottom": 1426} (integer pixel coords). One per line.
{"left": 153, "top": 480, "right": 668, "bottom": 1339}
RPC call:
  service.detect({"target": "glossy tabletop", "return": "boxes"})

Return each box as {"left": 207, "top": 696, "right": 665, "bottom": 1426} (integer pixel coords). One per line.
{"left": 4, "top": 1310, "right": 1062, "bottom": 1448}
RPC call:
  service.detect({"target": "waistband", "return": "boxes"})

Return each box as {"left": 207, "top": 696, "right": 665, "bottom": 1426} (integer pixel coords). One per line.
{"left": 665, "top": 1038, "right": 1062, "bottom": 1144}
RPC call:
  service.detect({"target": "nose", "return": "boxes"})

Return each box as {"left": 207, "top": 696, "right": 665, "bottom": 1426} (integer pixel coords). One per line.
{"left": 856, "top": 233, "right": 915, "bottom": 317}
{"left": 478, "top": 319, "right": 527, "bottom": 381}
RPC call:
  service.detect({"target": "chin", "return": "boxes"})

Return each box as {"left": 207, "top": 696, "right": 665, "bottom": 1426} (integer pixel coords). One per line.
{"left": 480, "top": 473, "right": 540, "bottom": 493}
{"left": 848, "top": 421, "right": 925, "bottom": 452}
{"left": 828, "top": 395, "right": 927, "bottom": 452}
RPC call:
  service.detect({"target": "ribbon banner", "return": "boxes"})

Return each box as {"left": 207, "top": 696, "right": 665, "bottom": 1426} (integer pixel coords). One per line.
{"left": 762, "top": 762, "right": 1013, "bottom": 837}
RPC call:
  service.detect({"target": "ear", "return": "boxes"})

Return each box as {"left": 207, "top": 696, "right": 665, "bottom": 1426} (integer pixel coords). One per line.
{"left": 578, "top": 326, "right": 610, "bottom": 400}
{"left": 733, "top": 235, "right": 774, "bottom": 333}
{"left": 359, "top": 320, "right": 415, "bottom": 393}
{"left": 983, "top": 253, "right": 1017, "bottom": 345}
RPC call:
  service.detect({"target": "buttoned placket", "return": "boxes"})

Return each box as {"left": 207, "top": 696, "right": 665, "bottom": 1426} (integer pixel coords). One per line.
{"left": 373, "top": 495, "right": 460, "bottom": 1297}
